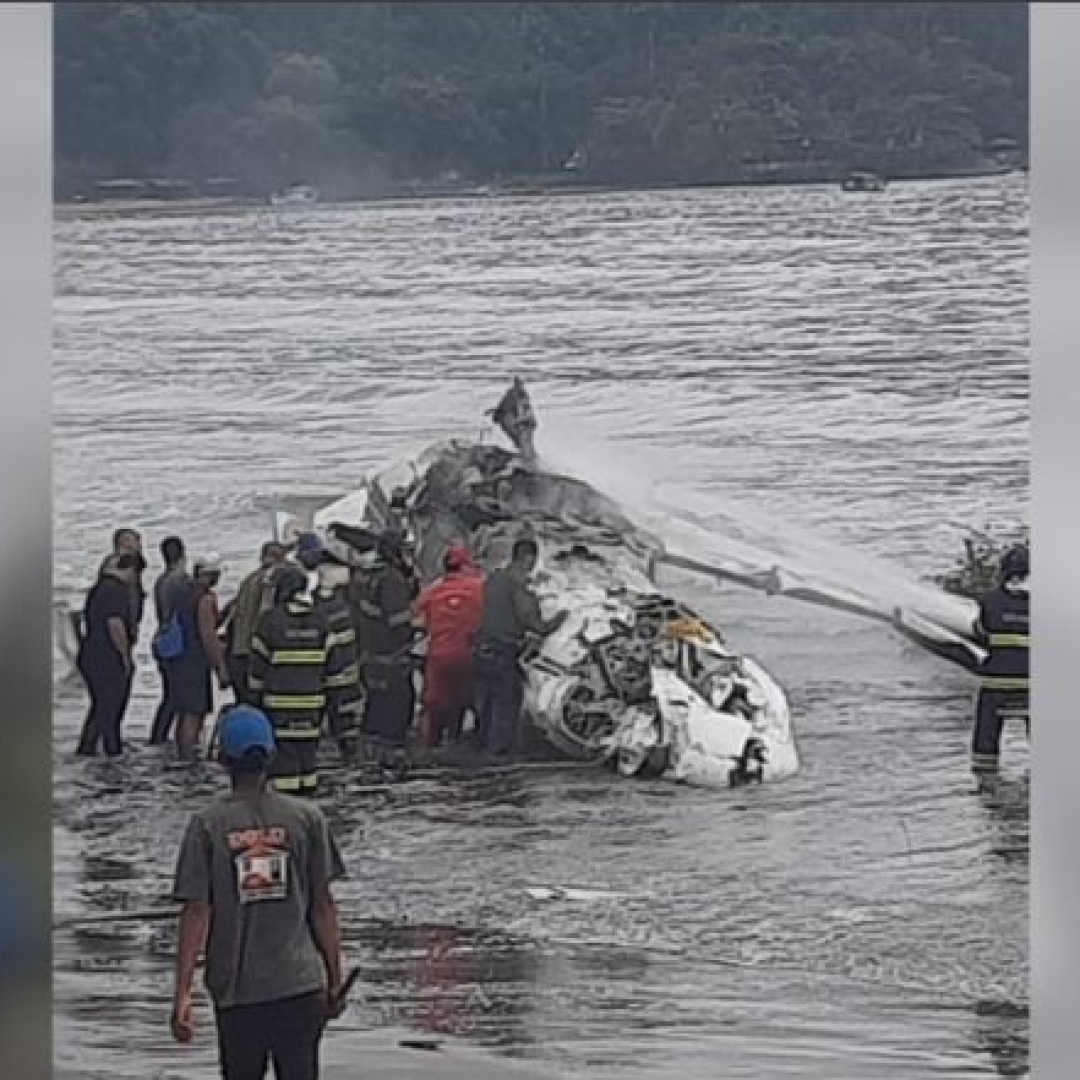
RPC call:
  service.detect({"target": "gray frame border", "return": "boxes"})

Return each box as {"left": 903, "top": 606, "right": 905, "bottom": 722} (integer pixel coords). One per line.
{"left": 0, "top": 3, "right": 1064, "bottom": 1077}
{"left": 1031, "top": 5, "right": 1079, "bottom": 1079}
{"left": 0, "top": 5, "right": 51, "bottom": 1080}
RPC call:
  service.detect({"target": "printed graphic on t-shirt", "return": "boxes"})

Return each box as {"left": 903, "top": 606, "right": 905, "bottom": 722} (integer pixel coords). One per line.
{"left": 226, "top": 826, "right": 291, "bottom": 904}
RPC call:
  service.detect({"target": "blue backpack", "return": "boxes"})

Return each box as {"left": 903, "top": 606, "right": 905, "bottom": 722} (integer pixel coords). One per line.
{"left": 152, "top": 610, "right": 186, "bottom": 661}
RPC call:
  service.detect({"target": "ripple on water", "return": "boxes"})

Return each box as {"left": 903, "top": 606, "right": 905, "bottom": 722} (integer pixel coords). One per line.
{"left": 54, "top": 176, "right": 1027, "bottom": 1079}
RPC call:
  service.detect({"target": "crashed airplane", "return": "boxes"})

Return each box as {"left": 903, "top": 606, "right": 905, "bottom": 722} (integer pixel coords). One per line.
{"left": 276, "top": 380, "right": 798, "bottom": 788}
{"left": 55, "top": 380, "right": 988, "bottom": 785}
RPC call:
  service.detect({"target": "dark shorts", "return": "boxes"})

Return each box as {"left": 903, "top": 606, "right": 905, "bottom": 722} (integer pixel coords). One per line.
{"left": 215, "top": 990, "right": 326, "bottom": 1080}
{"left": 171, "top": 655, "right": 213, "bottom": 716}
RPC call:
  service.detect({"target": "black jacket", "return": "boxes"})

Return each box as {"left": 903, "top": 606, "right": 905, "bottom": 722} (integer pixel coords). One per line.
{"left": 976, "top": 585, "right": 1029, "bottom": 685}
{"left": 249, "top": 597, "right": 350, "bottom": 734}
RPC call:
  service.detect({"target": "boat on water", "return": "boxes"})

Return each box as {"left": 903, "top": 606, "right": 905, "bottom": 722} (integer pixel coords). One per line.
{"left": 841, "top": 170, "right": 887, "bottom": 192}
{"left": 269, "top": 183, "right": 319, "bottom": 208}
{"left": 274, "top": 382, "right": 798, "bottom": 788}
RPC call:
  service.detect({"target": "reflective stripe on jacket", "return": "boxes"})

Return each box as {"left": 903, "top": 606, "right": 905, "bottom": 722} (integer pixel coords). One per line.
{"left": 976, "top": 585, "right": 1029, "bottom": 691}
{"left": 314, "top": 587, "right": 362, "bottom": 709}
{"left": 248, "top": 597, "right": 344, "bottom": 735}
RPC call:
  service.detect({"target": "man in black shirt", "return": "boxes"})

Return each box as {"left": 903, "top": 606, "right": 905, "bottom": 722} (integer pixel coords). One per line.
{"left": 75, "top": 553, "right": 140, "bottom": 756}
{"left": 107, "top": 526, "right": 148, "bottom": 635}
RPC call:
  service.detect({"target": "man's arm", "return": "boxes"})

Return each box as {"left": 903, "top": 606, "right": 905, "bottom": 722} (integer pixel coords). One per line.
{"left": 171, "top": 901, "right": 210, "bottom": 1042}
{"left": 413, "top": 587, "right": 433, "bottom": 631}
{"left": 513, "top": 581, "right": 566, "bottom": 639}
{"left": 383, "top": 572, "right": 414, "bottom": 631}
{"left": 153, "top": 578, "right": 166, "bottom": 626}
{"left": 170, "top": 817, "right": 212, "bottom": 1043}
{"left": 248, "top": 615, "right": 271, "bottom": 707}
{"left": 106, "top": 616, "right": 132, "bottom": 670}
{"left": 197, "top": 592, "right": 229, "bottom": 687}
{"left": 310, "top": 884, "right": 344, "bottom": 1010}
{"left": 308, "top": 813, "right": 345, "bottom": 1013}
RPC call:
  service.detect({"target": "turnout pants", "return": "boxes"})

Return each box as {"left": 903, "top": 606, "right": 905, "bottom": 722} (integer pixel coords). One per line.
{"left": 76, "top": 659, "right": 133, "bottom": 757}
{"left": 215, "top": 990, "right": 326, "bottom": 1080}
{"left": 363, "top": 659, "right": 415, "bottom": 748}
{"left": 972, "top": 687, "right": 1029, "bottom": 774}
{"left": 326, "top": 693, "right": 362, "bottom": 761}
{"left": 474, "top": 643, "right": 524, "bottom": 757}
{"left": 268, "top": 731, "right": 320, "bottom": 796}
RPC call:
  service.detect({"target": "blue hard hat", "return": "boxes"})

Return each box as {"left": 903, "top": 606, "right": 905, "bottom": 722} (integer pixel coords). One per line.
{"left": 219, "top": 706, "right": 275, "bottom": 761}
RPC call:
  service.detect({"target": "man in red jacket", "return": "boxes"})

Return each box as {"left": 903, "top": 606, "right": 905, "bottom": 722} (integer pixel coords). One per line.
{"left": 416, "top": 546, "right": 484, "bottom": 748}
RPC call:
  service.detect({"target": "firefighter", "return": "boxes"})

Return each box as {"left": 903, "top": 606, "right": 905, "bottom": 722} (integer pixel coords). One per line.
{"left": 971, "top": 544, "right": 1029, "bottom": 780}
{"left": 415, "top": 546, "right": 485, "bottom": 748}
{"left": 314, "top": 553, "right": 363, "bottom": 763}
{"left": 248, "top": 566, "right": 350, "bottom": 795}
{"left": 355, "top": 532, "right": 417, "bottom": 770}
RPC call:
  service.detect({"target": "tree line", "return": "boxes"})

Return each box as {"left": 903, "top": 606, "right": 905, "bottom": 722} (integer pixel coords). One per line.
{"left": 55, "top": 2, "right": 1028, "bottom": 198}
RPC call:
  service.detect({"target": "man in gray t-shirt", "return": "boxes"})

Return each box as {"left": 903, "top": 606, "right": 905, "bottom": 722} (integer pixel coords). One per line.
{"left": 170, "top": 705, "right": 346, "bottom": 1080}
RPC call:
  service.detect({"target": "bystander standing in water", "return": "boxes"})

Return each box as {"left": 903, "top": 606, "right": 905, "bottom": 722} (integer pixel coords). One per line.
{"left": 222, "top": 541, "right": 288, "bottom": 704}
{"left": 75, "top": 553, "right": 140, "bottom": 757}
{"left": 170, "top": 705, "right": 346, "bottom": 1080}
{"left": 172, "top": 555, "right": 231, "bottom": 761}
{"left": 415, "top": 546, "right": 485, "bottom": 749}
{"left": 474, "top": 538, "right": 566, "bottom": 757}
{"left": 104, "top": 527, "right": 149, "bottom": 639}
{"left": 149, "top": 536, "right": 189, "bottom": 745}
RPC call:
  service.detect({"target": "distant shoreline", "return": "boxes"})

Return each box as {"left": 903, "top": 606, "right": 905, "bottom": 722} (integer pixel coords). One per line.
{"left": 54, "top": 165, "right": 1025, "bottom": 216}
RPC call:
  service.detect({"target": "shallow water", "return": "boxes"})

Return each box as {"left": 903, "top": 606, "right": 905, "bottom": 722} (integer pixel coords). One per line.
{"left": 53, "top": 177, "right": 1028, "bottom": 1078}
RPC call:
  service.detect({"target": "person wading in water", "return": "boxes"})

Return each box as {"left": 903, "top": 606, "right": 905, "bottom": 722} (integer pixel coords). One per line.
{"left": 75, "top": 553, "right": 140, "bottom": 757}
{"left": 170, "top": 705, "right": 346, "bottom": 1080}
{"left": 172, "top": 555, "right": 231, "bottom": 761}
{"left": 149, "top": 535, "right": 190, "bottom": 745}
{"left": 223, "top": 541, "right": 288, "bottom": 704}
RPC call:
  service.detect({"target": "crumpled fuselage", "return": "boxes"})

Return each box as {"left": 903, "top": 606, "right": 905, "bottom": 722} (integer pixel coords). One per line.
{"left": 305, "top": 437, "right": 798, "bottom": 788}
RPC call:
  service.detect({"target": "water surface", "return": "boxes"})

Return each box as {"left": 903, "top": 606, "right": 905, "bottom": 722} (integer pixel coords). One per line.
{"left": 54, "top": 177, "right": 1028, "bottom": 1078}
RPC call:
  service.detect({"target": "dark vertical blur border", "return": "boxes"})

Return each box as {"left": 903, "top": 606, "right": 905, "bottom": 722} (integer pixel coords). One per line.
{"left": 0, "top": 4, "right": 50, "bottom": 1079}
{"left": 1032, "top": 7, "right": 1080, "bottom": 1079}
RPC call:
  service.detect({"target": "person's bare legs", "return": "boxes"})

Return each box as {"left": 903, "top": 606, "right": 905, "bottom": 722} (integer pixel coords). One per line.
{"left": 177, "top": 713, "right": 205, "bottom": 761}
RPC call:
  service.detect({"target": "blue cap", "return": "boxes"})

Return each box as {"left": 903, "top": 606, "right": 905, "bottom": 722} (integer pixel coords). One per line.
{"left": 297, "top": 532, "right": 323, "bottom": 555}
{"left": 219, "top": 706, "right": 275, "bottom": 761}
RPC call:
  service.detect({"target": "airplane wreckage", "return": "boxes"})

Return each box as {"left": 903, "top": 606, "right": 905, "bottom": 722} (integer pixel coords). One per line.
{"left": 54, "top": 380, "right": 999, "bottom": 789}
{"left": 268, "top": 380, "right": 991, "bottom": 788}
{"left": 271, "top": 380, "right": 793, "bottom": 788}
